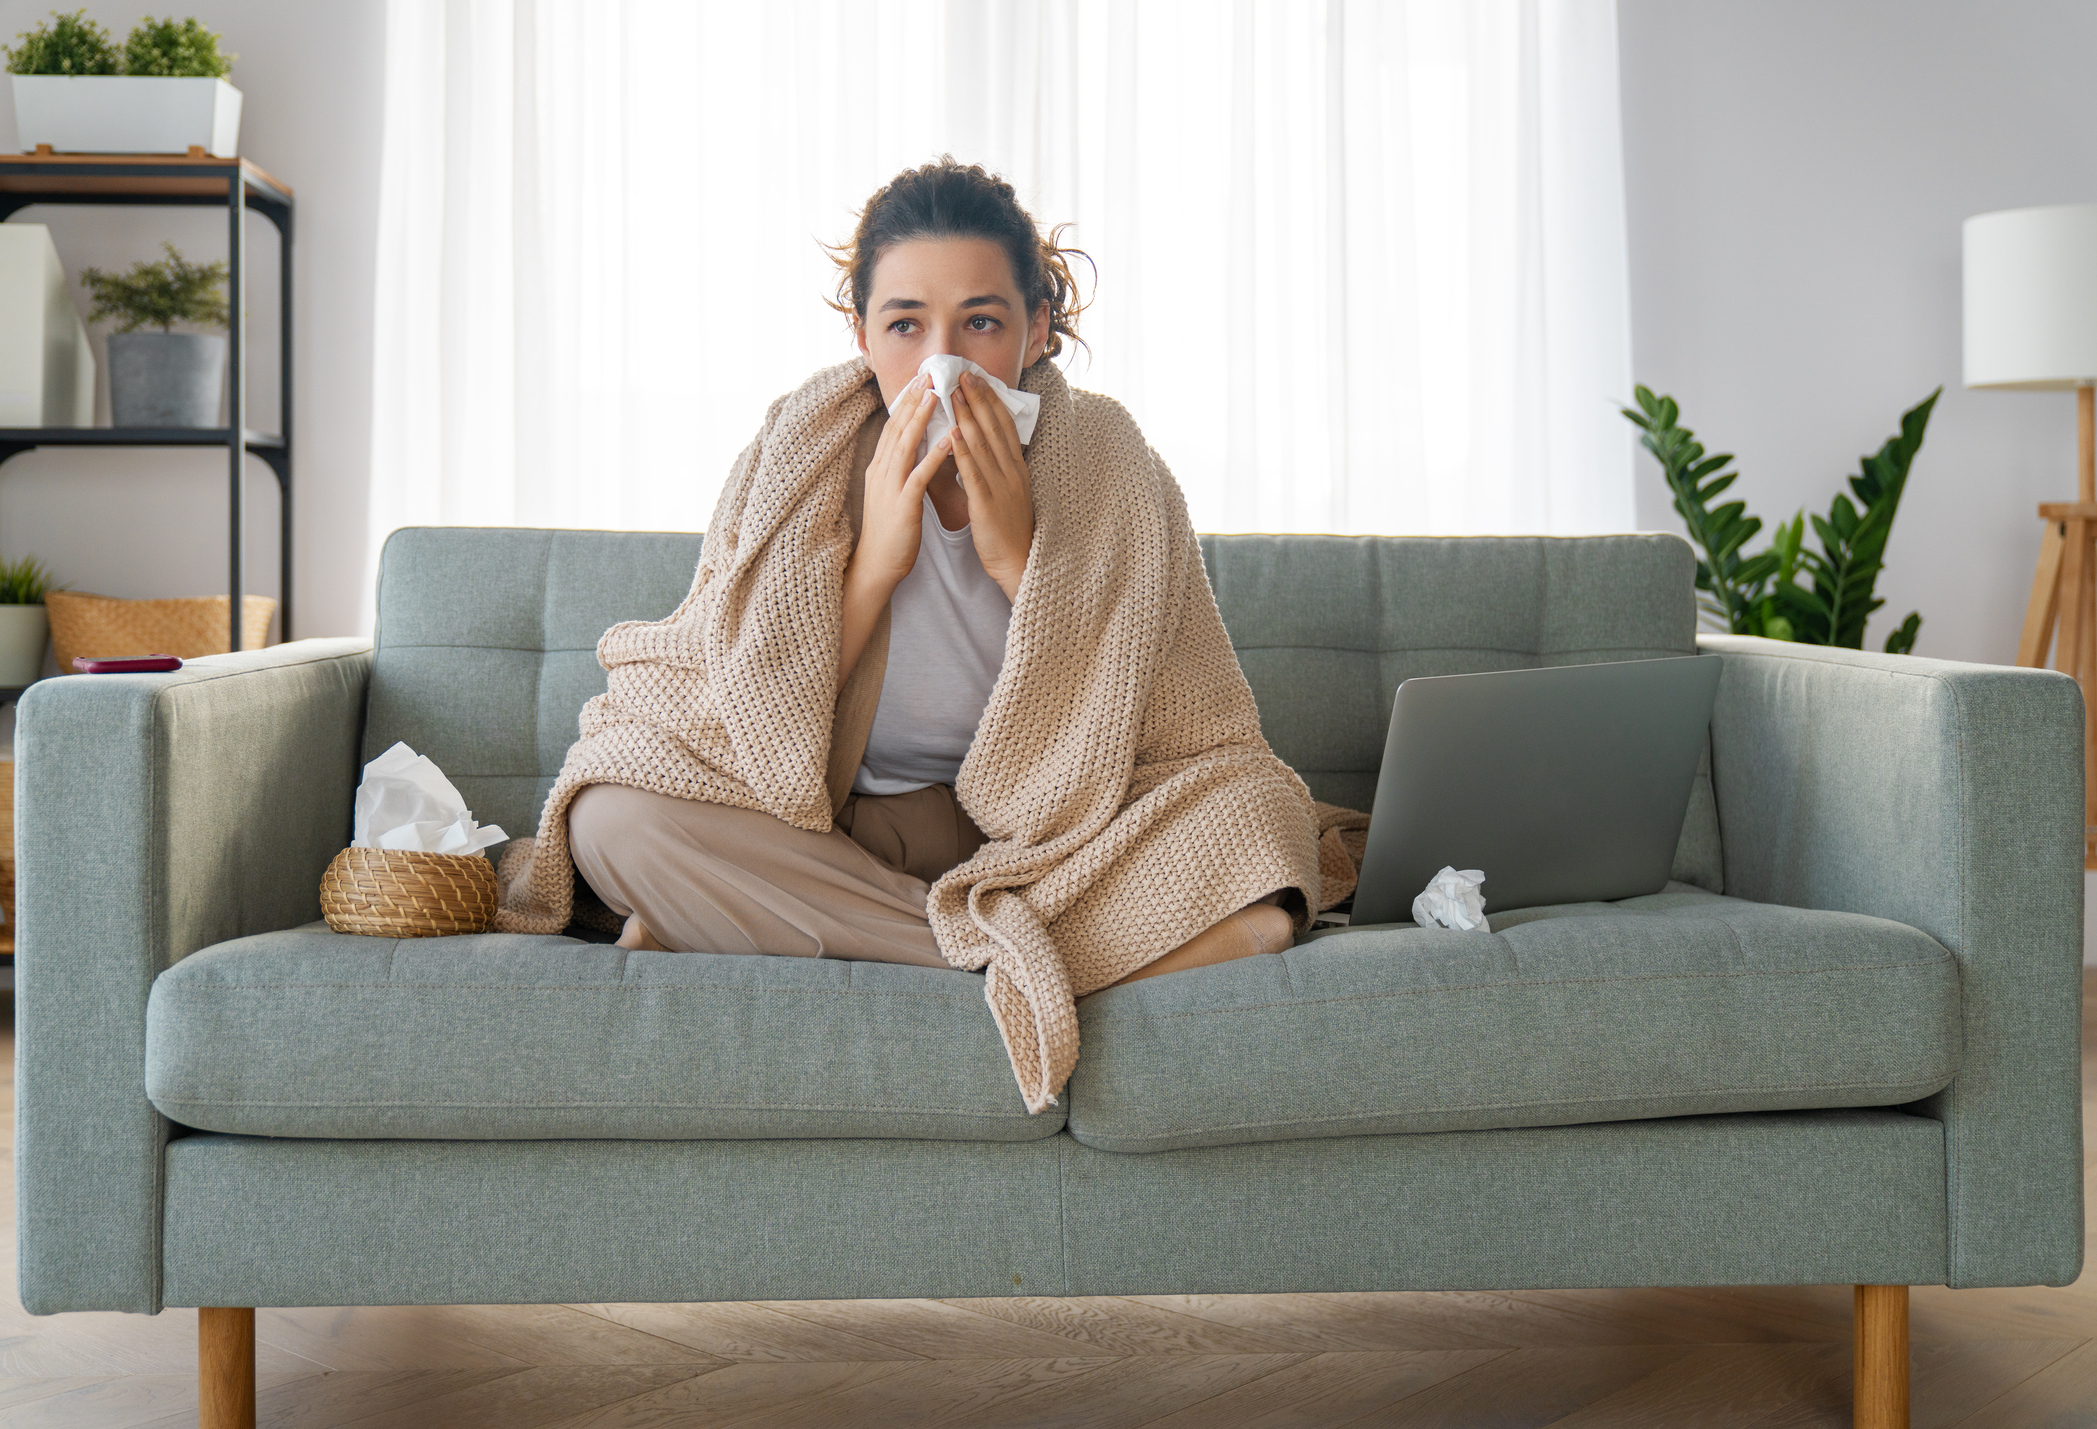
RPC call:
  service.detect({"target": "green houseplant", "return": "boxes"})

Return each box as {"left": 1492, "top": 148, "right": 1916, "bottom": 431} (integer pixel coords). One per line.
{"left": 81, "top": 241, "right": 229, "bottom": 332}
{"left": 2, "top": 10, "right": 117, "bottom": 74}
{"left": 121, "top": 16, "right": 234, "bottom": 77}
{"left": 8, "top": 11, "right": 241, "bottom": 156}
{"left": 1621, "top": 387, "right": 1939, "bottom": 655}
{"left": 0, "top": 555, "right": 59, "bottom": 686}
{"left": 81, "top": 242, "right": 229, "bottom": 427}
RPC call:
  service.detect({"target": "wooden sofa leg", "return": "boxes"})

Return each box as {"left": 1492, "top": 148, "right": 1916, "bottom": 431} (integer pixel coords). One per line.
{"left": 1854, "top": 1284, "right": 1910, "bottom": 1429}
{"left": 199, "top": 1307, "right": 255, "bottom": 1429}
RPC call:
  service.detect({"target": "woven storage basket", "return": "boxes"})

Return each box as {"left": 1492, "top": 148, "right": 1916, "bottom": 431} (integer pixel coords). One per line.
{"left": 320, "top": 847, "right": 499, "bottom": 937}
{"left": 48, "top": 589, "right": 276, "bottom": 672}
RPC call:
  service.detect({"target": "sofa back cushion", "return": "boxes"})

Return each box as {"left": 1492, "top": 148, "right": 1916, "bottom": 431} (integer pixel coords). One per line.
{"left": 1197, "top": 534, "right": 1699, "bottom": 810}
{"left": 369, "top": 528, "right": 1716, "bottom": 887}
{"left": 368, "top": 528, "right": 706, "bottom": 844}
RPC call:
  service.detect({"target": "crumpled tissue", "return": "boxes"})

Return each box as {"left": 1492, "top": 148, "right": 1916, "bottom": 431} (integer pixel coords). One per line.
{"left": 352, "top": 741, "right": 509, "bottom": 855}
{"left": 890, "top": 353, "right": 1041, "bottom": 463}
{"left": 1412, "top": 866, "right": 1489, "bottom": 931}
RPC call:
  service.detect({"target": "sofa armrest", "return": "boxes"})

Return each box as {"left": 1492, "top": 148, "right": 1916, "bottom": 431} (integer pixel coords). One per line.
{"left": 1701, "top": 633, "right": 2084, "bottom": 1288}
{"left": 15, "top": 638, "right": 372, "bottom": 1314}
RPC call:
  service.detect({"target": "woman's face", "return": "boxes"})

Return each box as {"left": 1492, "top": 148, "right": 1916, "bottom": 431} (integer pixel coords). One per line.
{"left": 855, "top": 236, "right": 1052, "bottom": 409}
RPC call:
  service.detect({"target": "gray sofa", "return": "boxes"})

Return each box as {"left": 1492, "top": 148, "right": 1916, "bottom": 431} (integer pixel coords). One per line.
{"left": 15, "top": 528, "right": 2085, "bottom": 1428}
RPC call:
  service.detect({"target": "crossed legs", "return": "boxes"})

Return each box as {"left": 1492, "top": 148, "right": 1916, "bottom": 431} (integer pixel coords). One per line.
{"left": 569, "top": 783, "right": 1294, "bottom": 980}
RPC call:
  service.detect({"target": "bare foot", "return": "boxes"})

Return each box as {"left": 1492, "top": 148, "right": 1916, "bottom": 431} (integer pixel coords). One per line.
{"left": 616, "top": 913, "right": 669, "bottom": 952}
{"left": 1103, "top": 901, "right": 1294, "bottom": 990}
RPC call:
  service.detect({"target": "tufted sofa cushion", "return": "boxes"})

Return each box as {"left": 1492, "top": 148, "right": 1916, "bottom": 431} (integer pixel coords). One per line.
{"left": 365, "top": 528, "right": 706, "bottom": 844}
{"left": 1198, "top": 533, "right": 1721, "bottom": 889}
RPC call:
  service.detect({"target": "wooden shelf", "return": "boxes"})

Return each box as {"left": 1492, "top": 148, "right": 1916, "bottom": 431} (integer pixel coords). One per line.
{"left": 0, "top": 150, "right": 292, "bottom": 205}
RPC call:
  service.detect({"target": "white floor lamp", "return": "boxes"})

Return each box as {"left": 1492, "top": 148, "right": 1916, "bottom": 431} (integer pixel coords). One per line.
{"left": 1966, "top": 203, "right": 2097, "bottom": 865}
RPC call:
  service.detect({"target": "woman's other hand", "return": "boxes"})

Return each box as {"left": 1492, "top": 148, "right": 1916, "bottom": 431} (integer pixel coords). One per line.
{"left": 951, "top": 370, "right": 1035, "bottom": 601}
{"left": 838, "top": 373, "right": 948, "bottom": 690}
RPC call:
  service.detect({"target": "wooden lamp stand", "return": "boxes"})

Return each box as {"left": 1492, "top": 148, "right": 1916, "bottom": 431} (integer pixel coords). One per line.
{"left": 2015, "top": 385, "right": 2097, "bottom": 868}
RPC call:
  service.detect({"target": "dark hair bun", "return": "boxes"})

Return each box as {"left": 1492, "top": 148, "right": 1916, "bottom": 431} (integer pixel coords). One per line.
{"left": 829, "top": 157, "right": 1091, "bottom": 360}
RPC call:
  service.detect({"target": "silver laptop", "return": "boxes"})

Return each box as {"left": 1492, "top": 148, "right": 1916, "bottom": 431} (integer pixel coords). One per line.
{"left": 1348, "top": 655, "right": 1724, "bottom": 926}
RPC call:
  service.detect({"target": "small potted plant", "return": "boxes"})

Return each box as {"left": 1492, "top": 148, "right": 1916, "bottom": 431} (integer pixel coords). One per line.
{"left": 8, "top": 12, "right": 240, "bottom": 157}
{"left": 81, "top": 242, "right": 229, "bottom": 427}
{"left": 0, "top": 556, "right": 57, "bottom": 687}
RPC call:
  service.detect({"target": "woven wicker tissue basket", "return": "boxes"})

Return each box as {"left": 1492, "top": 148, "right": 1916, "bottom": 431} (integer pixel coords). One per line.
{"left": 48, "top": 589, "right": 276, "bottom": 672}
{"left": 320, "top": 847, "right": 499, "bottom": 938}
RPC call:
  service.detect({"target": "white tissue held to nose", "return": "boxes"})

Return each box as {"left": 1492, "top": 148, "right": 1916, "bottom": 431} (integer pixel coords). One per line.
{"left": 1412, "top": 866, "right": 1489, "bottom": 932}
{"left": 889, "top": 353, "right": 1042, "bottom": 463}
{"left": 352, "top": 741, "right": 509, "bottom": 856}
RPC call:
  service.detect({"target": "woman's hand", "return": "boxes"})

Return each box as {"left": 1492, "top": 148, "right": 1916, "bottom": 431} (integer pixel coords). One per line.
{"left": 839, "top": 374, "right": 948, "bottom": 690}
{"left": 950, "top": 370, "right": 1036, "bottom": 601}
{"left": 853, "top": 374, "right": 949, "bottom": 590}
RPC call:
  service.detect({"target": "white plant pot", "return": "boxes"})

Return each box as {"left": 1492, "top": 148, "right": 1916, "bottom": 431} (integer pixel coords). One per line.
{"left": 0, "top": 604, "right": 48, "bottom": 686}
{"left": 11, "top": 76, "right": 241, "bottom": 157}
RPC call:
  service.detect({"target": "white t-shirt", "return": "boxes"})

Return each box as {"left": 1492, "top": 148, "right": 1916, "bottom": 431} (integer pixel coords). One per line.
{"left": 853, "top": 492, "right": 1013, "bottom": 796}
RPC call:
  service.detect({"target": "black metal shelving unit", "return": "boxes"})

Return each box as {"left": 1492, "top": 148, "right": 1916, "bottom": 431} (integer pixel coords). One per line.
{"left": 0, "top": 151, "right": 293, "bottom": 650}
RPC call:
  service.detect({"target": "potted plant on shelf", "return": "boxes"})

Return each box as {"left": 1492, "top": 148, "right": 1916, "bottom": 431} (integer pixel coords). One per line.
{"left": 7, "top": 12, "right": 240, "bottom": 157}
{"left": 0, "top": 556, "right": 58, "bottom": 687}
{"left": 81, "top": 242, "right": 229, "bottom": 427}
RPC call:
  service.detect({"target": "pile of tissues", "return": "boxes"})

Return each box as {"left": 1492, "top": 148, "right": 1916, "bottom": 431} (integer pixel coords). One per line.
{"left": 1412, "top": 866, "right": 1489, "bottom": 931}
{"left": 352, "top": 741, "right": 509, "bottom": 855}
{"left": 891, "top": 353, "right": 1041, "bottom": 463}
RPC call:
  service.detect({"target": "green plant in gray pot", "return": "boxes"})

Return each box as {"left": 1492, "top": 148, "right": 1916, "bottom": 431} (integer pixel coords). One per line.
{"left": 81, "top": 242, "right": 229, "bottom": 427}
{"left": 0, "top": 556, "right": 58, "bottom": 687}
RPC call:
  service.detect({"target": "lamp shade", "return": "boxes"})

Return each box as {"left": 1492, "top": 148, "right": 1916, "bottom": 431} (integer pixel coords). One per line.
{"left": 1964, "top": 203, "right": 2097, "bottom": 390}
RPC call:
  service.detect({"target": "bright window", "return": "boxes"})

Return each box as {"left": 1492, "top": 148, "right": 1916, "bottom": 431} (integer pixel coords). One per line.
{"left": 372, "top": 0, "right": 1632, "bottom": 571}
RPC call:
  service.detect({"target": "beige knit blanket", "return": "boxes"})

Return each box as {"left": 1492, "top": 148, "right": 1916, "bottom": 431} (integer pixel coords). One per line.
{"left": 496, "top": 356, "right": 1327, "bottom": 1112}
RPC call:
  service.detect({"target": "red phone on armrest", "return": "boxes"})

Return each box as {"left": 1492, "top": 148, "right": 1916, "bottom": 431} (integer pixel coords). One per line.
{"left": 73, "top": 655, "right": 183, "bottom": 673}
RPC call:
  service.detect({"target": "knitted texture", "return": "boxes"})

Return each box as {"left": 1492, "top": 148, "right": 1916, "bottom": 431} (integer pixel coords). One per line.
{"left": 495, "top": 356, "right": 1323, "bottom": 1112}
{"left": 1314, "top": 803, "right": 1371, "bottom": 907}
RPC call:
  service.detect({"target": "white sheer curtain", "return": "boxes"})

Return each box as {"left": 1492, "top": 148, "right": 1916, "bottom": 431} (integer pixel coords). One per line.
{"left": 370, "top": 0, "right": 1632, "bottom": 599}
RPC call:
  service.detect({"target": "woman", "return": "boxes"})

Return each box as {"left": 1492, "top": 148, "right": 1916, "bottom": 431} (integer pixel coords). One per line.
{"left": 497, "top": 159, "right": 1323, "bottom": 1111}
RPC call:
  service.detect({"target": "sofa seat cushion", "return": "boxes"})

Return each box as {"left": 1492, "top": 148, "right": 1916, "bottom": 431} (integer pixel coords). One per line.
{"left": 145, "top": 926, "right": 1060, "bottom": 1141}
{"left": 1066, "top": 885, "right": 1958, "bottom": 1153}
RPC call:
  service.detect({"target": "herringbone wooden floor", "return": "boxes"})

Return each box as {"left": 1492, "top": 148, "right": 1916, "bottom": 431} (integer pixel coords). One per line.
{"left": 2, "top": 979, "right": 2092, "bottom": 1428}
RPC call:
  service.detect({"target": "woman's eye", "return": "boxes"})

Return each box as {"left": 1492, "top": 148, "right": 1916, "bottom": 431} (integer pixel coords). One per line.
{"left": 968, "top": 316, "right": 997, "bottom": 331}
{"left": 888, "top": 320, "right": 916, "bottom": 335}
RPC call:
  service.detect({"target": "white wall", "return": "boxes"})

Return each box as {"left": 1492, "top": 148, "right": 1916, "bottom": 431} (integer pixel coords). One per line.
{"left": 1618, "top": 0, "right": 2097, "bottom": 665}
{"left": 0, "top": 1, "right": 385, "bottom": 643}
{"left": 1618, "top": 0, "right": 2097, "bottom": 962}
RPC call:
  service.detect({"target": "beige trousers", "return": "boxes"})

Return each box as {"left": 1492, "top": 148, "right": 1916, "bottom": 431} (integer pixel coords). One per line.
{"left": 568, "top": 782, "right": 986, "bottom": 967}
